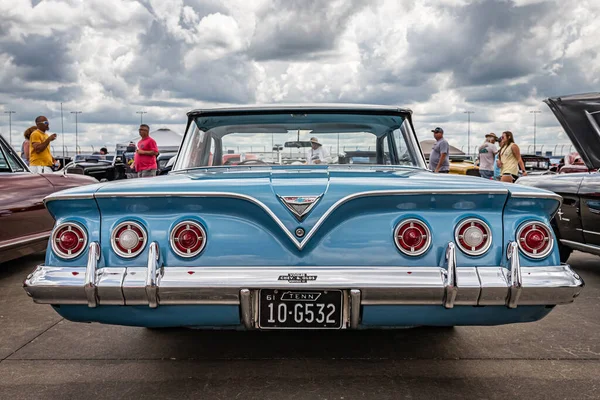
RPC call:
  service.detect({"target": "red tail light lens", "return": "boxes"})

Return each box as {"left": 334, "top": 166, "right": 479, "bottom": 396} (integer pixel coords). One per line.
{"left": 51, "top": 222, "right": 87, "bottom": 259}
{"left": 170, "top": 221, "right": 206, "bottom": 257}
{"left": 517, "top": 221, "right": 553, "bottom": 258}
{"left": 455, "top": 218, "right": 492, "bottom": 256}
{"left": 111, "top": 221, "right": 147, "bottom": 258}
{"left": 394, "top": 219, "right": 431, "bottom": 256}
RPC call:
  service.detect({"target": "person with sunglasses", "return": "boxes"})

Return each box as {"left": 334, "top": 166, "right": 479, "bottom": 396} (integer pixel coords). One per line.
{"left": 29, "top": 116, "right": 57, "bottom": 173}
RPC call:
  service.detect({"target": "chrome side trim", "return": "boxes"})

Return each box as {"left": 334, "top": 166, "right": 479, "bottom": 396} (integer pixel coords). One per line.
{"left": 507, "top": 242, "right": 522, "bottom": 308}
{"left": 509, "top": 191, "right": 563, "bottom": 204}
{"left": 240, "top": 289, "right": 253, "bottom": 329}
{"left": 575, "top": 228, "right": 600, "bottom": 236}
{"left": 44, "top": 189, "right": 511, "bottom": 251}
{"left": 0, "top": 231, "right": 51, "bottom": 250}
{"left": 443, "top": 242, "right": 458, "bottom": 309}
{"left": 145, "top": 242, "right": 161, "bottom": 308}
{"left": 350, "top": 289, "right": 361, "bottom": 329}
{"left": 299, "top": 189, "right": 508, "bottom": 249}
{"left": 84, "top": 242, "right": 100, "bottom": 308}
{"left": 43, "top": 193, "right": 96, "bottom": 203}
{"left": 23, "top": 264, "right": 584, "bottom": 309}
{"left": 560, "top": 239, "right": 600, "bottom": 256}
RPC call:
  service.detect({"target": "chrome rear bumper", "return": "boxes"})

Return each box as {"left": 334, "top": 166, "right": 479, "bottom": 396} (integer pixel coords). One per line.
{"left": 24, "top": 242, "right": 584, "bottom": 327}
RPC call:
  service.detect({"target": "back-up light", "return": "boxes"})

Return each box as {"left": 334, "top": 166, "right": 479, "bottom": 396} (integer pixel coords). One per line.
{"left": 394, "top": 218, "right": 431, "bottom": 256}
{"left": 170, "top": 221, "right": 206, "bottom": 257}
{"left": 111, "top": 221, "right": 147, "bottom": 258}
{"left": 517, "top": 221, "right": 554, "bottom": 258}
{"left": 51, "top": 222, "right": 87, "bottom": 259}
{"left": 455, "top": 218, "right": 492, "bottom": 256}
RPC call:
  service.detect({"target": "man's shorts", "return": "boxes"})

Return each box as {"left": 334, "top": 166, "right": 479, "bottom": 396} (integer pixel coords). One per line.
{"left": 479, "top": 170, "right": 494, "bottom": 179}
{"left": 137, "top": 169, "right": 157, "bottom": 178}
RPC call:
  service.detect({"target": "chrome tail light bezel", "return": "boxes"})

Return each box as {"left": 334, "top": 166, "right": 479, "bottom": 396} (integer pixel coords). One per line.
{"left": 51, "top": 222, "right": 88, "bottom": 259}
{"left": 454, "top": 218, "right": 493, "bottom": 256}
{"left": 111, "top": 221, "right": 147, "bottom": 258}
{"left": 516, "top": 221, "right": 554, "bottom": 259}
{"left": 170, "top": 220, "right": 207, "bottom": 258}
{"left": 394, "top": 218, "right": 432, "bottom": 256}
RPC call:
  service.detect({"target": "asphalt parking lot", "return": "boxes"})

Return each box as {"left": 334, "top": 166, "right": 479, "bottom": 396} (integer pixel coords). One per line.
{"left": 0, "top": 252, "right": 598, "bottom": 400}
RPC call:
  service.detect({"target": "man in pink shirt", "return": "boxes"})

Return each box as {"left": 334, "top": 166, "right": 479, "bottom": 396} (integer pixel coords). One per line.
{"left": 134, "top": 124, "right": 159, "bottom": 178}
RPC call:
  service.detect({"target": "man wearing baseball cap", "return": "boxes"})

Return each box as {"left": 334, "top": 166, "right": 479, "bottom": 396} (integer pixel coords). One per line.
{"left": 478, "top": 132, "right": 498, "bottom": 179}
{"left": 429, "top": 127, "right": 449, "bottom": 173}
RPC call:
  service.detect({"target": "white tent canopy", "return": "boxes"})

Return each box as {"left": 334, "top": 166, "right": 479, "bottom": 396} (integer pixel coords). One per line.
{"left": 120, "top": 128, "right": 183, "bottom": 153}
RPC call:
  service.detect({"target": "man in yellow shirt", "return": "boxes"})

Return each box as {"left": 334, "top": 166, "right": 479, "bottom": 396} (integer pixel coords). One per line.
{"left": 29, "top": 116, "right": 57, "bottom": 173}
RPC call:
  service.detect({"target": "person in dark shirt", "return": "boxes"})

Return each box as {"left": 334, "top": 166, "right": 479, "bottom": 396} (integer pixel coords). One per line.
{"left": 428, "top": 127, "right": 449, "bottom": 173}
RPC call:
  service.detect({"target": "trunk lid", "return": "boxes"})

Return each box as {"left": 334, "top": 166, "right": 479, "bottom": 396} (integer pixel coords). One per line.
{"left": 544, "top": 93, "right": 600, "bottom": 170}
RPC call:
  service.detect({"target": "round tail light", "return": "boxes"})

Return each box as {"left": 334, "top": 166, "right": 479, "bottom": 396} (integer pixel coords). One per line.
{"left": 517, "top": 221, "right": 553, "bottom": 258}
{"left": 394, "top": 219, "right": 431, "bottom": 256}
{"left": 51, "top": 222, "right": 87, "bottom": 259}
{"left": 455, "top": 218, "right": 492, "bottom": 256}
{"left": 111, "top": 221, "right": 147, "bottom": 258}
{"left": 170, "top": 221, "right": 206, "bottom": 257}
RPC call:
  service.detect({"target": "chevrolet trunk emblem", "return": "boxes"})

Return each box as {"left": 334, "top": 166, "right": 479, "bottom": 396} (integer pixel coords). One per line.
{"left": 279, "top": 195, "right": 321, "bottom": 221}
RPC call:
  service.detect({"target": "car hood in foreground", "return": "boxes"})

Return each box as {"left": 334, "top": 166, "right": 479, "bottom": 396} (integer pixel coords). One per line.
{"left": 545, "top": 93, "right": 600, "bottom": 170}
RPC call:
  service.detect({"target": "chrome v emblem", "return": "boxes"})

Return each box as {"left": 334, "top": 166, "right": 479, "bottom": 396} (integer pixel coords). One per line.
{"left": 279, "top": 195, "right": 321, "bottom": 221}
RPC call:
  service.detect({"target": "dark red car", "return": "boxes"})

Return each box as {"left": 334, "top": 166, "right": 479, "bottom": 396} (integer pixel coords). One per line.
{"left": 0, "top": 134, "right": 97, "bottom": 263}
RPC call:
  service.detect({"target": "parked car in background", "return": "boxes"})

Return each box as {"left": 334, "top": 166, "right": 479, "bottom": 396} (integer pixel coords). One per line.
{"left": 517, "top": 92, "right": 600, "bottom": 262}
{"left": 63, "top": 154, "right": 127, "bottom": 181}
{"left": 24, "top": 105, "right": 583, "bottom": 330}
{"left": 0, "top": 135, "right": 97, "bottom": 264}
{"left": 521, "top": 154, "right": 554, "bottom": 176}
{"left": 157, "top": 151, "right": 177, "bottom": 175}
{"left": 448, "top": 155, "right": 480, "bottom": 176}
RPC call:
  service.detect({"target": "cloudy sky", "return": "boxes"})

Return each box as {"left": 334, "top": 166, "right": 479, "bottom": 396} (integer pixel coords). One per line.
{"left": 0, "top": 0, "right": 598, "bottom": 156}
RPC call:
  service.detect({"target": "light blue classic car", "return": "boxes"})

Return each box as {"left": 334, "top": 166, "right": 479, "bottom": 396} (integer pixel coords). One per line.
{"left": 24, "top": 105, "right": 584, "bottom": 329}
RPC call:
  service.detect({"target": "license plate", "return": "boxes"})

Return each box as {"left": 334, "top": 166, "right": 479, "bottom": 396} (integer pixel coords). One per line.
{"left": 258, "top": 289, "right": 343, "bottom": 329}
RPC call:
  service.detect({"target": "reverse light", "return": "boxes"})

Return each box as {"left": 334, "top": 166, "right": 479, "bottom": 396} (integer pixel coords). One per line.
{"left": 170, "top": 221, "right": 206, "bottom": 258}
{"left": 111, "top": 221, "right": 147, "bottom": 258}
{"left": 394, "top": 219, "right": 431, "bottom": 256}
{"left": 517, "top": 221, "right": 553, "bottom": 259}
{"left": 51, "top": 222, "right": 87, "bottom": 259}
{"left": 455, "top": 218, "right": 492, "bottom": 256}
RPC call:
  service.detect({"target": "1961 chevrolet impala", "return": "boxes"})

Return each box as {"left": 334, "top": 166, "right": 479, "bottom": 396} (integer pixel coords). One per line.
{"left": 23, "top": 105, "right": 584, "bottom": 329}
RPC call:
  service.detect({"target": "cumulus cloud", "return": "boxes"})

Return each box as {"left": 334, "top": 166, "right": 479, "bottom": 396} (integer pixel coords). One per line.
{"left": 0, "top": 0, "right": 598, "bottom": 155}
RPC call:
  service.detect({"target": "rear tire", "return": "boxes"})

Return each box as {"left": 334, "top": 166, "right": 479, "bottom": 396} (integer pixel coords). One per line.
{"left": 558, "top": 241, "right": 573, "bottom": 263}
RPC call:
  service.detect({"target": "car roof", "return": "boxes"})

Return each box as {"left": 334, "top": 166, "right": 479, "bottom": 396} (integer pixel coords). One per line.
{"left": 187, "top": 104, "right": 412, "bottom": 117}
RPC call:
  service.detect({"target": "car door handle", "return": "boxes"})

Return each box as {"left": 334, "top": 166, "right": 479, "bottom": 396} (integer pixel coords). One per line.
{"left": 0, "top": 210, "right": 12, "bottom": 217}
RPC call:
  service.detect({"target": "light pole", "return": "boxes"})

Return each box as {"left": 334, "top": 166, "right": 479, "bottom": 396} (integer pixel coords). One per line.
{"left": 530, "top": 110, "right": 541, "bottom": 155}
{"left": 464, "top": 111, "right": 474, "bottom": 158}
{"left": 60, "top": 103, "right": 65, "bottom": 159}
{"left": 136, "top": 111, "right": 147, "bottom": 125}
{"left": 71, "top": 111, "right": 82, "bottom": 154}
{"left": 4, "top": 110, "right": 16, "bottom": 147}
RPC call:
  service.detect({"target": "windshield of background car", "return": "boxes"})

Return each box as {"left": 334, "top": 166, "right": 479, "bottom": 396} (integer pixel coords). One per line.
{"left": 174, "top": 112, "right": 423, "bottom": 170}
{"left": 75, "top": 155, "right": 113, "bottom": 162}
